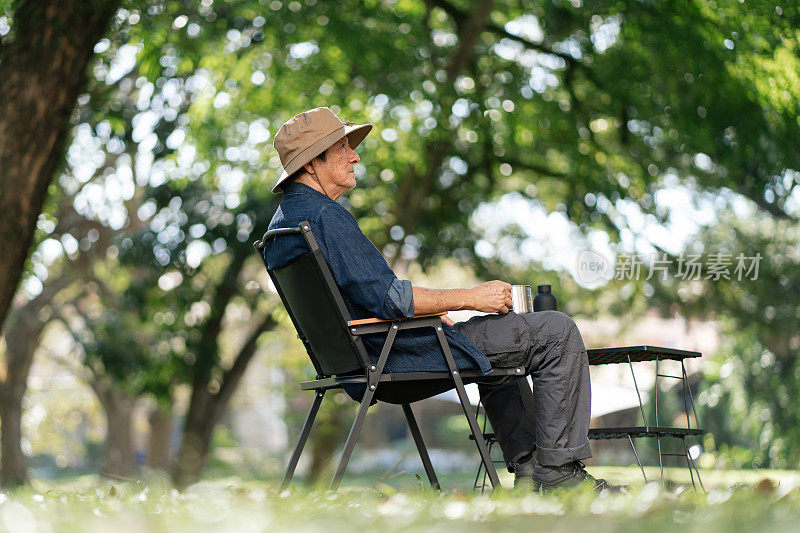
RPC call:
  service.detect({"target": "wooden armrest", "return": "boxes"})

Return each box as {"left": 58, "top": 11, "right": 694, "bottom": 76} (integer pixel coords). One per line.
{"left": 347, "top": 312, "right": 445, "bottom": 326}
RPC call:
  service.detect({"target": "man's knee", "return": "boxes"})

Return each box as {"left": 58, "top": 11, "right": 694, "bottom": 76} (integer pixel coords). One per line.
{"left": 530, "top": 311, "right": 587, "bottom": 367}
{"left": 538, "top": 310, "right": 577, "bottom": 337}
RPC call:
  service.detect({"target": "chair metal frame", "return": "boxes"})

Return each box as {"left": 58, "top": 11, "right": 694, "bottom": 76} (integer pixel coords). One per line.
{"left": 255, "top": 221, "right": 523, "bottom": 492}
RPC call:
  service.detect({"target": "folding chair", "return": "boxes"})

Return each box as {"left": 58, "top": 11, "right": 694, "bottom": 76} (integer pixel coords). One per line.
{"left": 254, "top": 221, "right": 524, "bottom": 492}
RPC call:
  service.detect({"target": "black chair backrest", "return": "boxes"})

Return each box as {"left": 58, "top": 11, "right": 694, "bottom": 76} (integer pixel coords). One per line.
{"left": 255, "top": 222, "right": 370, "bottom": 376}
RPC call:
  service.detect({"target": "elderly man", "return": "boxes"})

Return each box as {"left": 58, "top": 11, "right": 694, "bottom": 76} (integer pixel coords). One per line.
{"left": 263, "top": 107, "right": 617, "bottom": 492}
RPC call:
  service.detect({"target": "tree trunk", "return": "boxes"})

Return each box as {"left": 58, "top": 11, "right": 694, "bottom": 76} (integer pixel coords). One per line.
{"left": 307, "top": 401, "right": 348, "bottom": 486}
{"left": 171, "top": 401, "right": 216, "bottom": 487}
{"left": 171, "top": 316, "right": 276, "bottom": 487}
{"left": 0, "top": 275, "right": 70, "bottom": 488}
{"left": 0, "top": 389, "right": 28, "bottom": 487}
{"left": 148, "top": 405, "right": 173, "bottom": 470}
{"left": 0, "top": 0, "right": 120, "bottom": 330}
{"left": 96, "top": 385, "right": 137, "bottom": 476}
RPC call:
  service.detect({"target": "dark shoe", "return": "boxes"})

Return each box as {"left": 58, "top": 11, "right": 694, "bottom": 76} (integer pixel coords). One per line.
{"left": 533, "top": 461, "right": 625, "bottom": 494}
{"left": 510, "top": 456, "right": 536, "bottom": 489}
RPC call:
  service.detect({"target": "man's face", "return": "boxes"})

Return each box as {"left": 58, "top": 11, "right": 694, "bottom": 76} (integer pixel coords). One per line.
{"left": 310, "top": 136, "right": 360, "bottom": 196}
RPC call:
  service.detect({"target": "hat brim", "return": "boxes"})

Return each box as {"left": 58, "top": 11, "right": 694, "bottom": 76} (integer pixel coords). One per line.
{"left": 272, "top": 122, "right": 373, "bottom": 193}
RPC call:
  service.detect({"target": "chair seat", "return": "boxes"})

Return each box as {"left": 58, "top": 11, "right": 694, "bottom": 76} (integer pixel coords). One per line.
{"left": 300, "top": 366, "right": 526, "bottom": 390}
{"left": 347, "top": 312, "right": 445, "bottom": 326}
{"left": 302, "top": 367, "right": 525, "bottom": 405}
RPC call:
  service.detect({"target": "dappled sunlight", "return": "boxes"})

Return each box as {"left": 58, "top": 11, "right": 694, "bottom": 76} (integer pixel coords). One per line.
{"left": 1, "top": 0, "right": 799, "bottom": 519}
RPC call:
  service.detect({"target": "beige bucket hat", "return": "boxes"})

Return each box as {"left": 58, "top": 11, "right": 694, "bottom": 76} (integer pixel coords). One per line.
{"left": 272, "top": 107, "right": 372, "bottom": 193}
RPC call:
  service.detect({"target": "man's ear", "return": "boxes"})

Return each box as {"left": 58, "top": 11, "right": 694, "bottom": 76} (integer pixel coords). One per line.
{"left": 303, "top": 160, "right": 315, "bottom": 175}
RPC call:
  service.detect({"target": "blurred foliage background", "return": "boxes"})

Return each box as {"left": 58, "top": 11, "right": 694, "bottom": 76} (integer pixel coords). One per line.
{"left": 0, "top": 0, "right": 798, "bottom": 489}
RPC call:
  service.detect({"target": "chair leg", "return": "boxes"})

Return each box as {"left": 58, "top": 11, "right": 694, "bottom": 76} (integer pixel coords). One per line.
{"left": 476, "top": 441, "right": 496, "bottom": 494}
{"left": 482, "top": 444, "right": 492, "bottom": 494}
{"left": 402, "top": 403, "right": 440, "bottom": 491}
{"left": 329, "top": 325, "right": 398, "bottom": 492}
{"left": 281, "top": 390, "right": 325, "bottom": 491}
{"left": 473, "top": 455, "right": 484, "bottom": 492}
{"left": 472, "top": 401, "right": 486, "bottom": 493}
{"left": 435, "top": 326, "right": 502, "bottom": 489}
{"left": 329, "top": 388, "right": 374, "bottom": 492}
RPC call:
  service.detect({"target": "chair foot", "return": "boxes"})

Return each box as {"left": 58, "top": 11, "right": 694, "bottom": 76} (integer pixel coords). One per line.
{"left": 281, "top": 390, "right": 325, "bottom": 491}
{"left": 402, "top": 403, "right": 441, "bottom": 490}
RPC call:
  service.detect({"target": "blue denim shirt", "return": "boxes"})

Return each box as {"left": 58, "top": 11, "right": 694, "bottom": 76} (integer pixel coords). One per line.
{"left": 263, "top": 182, "right": 492, "bottom": 399}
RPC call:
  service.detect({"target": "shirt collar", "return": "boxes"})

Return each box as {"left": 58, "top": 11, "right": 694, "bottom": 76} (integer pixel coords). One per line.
{"left": 282, "top": 181, "right": 335, "bottom": 202}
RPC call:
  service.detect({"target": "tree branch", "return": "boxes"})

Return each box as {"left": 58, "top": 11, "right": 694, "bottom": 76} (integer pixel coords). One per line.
{"left": 444, "top": 0, "right": 495, "bottom": 81}
{"left": 487, "top": 22, "right": 576, "bottom": 65}
{"left": 51, "top": 312, "right": 103, "bottom": 383}
{"left": 184, "top": 243, "right": 254, "bottom": 422}
{"left": 2, "top": 270, "right": 74, "bottom": 381}
{"left": 46, "top": 349, "right": 93, "bottom": 386}
{"left": 196, "top": 245, "right": 251, "bottom": 358}
{"left": 427, "top": 0, "right": 576, "bottom": 65}
{"left": 736, "top": 184, "right": 795, "bottom": 221}
{"left": 498, "top": 155, "right": 568, "bottom": 178}
{"left": 214, "top": 315, "right": 277, "bottom": 411}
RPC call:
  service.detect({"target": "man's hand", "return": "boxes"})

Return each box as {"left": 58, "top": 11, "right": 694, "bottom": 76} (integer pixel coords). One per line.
{"left": 440, "top": 314, "right": 455, "bottom": 326}
{"left": 470, "top": 280, "right": 513, "bottom": 314}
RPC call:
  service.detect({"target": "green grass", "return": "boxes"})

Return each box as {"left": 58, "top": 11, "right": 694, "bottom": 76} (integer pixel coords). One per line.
{"left": 2, "top": 468, "right": 800, "bottom": 532}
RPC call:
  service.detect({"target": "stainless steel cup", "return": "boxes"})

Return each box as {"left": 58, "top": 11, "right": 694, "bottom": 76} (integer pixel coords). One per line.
{"left": 511, "top": 285, "right": 533, "bottom": 314}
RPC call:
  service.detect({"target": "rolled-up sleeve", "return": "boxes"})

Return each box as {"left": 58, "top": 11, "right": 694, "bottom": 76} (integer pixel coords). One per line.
{"left": 384, "top": 278, "right": 414, "bottom": 318}
{"left": 314, "top": 203, "right": 413, "bottom": 320}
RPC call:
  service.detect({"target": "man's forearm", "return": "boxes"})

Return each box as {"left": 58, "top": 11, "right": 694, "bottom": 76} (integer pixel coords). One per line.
{"left": 411, "top": 281, "right": 513, "bottom": 316}
{"left": 411, "top": 286, "right": 473, "bottom": 315}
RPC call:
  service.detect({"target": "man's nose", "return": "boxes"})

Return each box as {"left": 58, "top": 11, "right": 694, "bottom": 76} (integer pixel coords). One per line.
{"left": 347, "top": 146, "right": 359, "bottom": 163}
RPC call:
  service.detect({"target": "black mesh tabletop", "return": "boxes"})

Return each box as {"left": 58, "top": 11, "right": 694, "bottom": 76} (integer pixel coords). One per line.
{"left": 588, "top": 426, "right": 704, "bottom": 440}
{"left": 587, "top": 345, "right": 701, "bottom": 365}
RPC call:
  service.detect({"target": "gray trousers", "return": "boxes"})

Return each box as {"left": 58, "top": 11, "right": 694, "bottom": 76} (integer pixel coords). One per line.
{"left": 454, "top": 311, "right": 592, "bottom": 469}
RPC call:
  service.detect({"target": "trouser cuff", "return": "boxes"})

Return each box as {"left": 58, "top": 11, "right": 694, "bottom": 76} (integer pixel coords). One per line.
{"left": 506, "top": 447, "right": 536, "bottom": 473}
{"left": 534, "top": 439, "right": 592, "bottom": 467}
